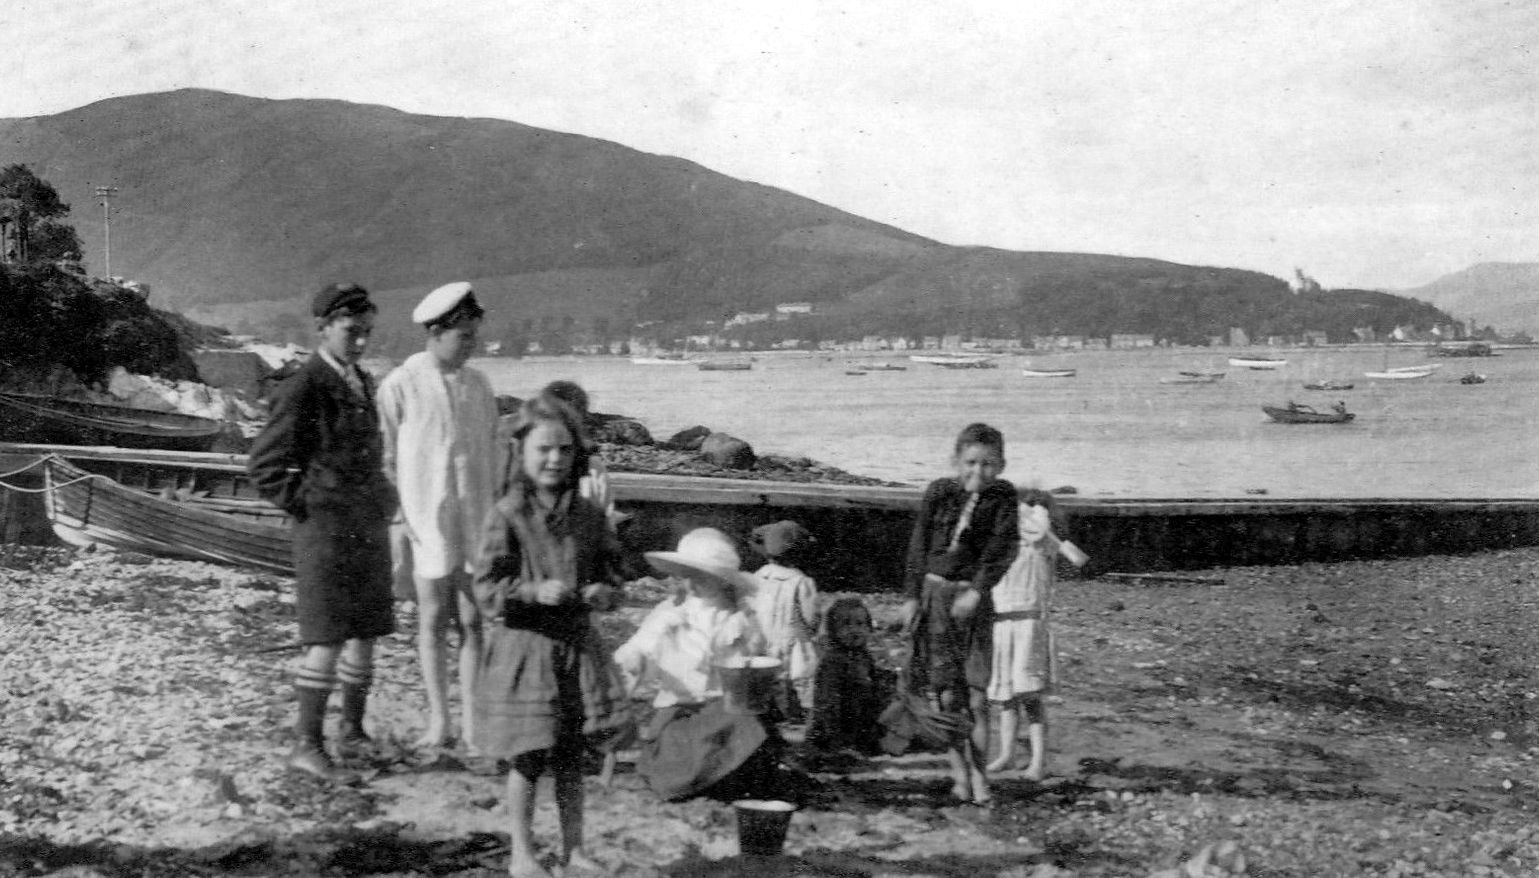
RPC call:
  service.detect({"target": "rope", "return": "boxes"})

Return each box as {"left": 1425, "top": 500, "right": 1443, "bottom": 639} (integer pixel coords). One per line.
{"left": 0, "top": 454, "right": 51, "bottom": 479}
{"left": 0, "top": 455, "right": 114, "bottom": 494}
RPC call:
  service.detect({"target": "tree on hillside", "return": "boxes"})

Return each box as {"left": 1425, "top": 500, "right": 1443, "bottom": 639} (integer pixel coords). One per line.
{"left": 0, "top": 164, "right": 83, "bottom": 265}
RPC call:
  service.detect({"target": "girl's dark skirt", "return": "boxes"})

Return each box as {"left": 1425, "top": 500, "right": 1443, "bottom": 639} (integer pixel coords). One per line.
{"left": 293, "top": 505, "right": 394, "bottom": 645}
{"left": 637, "top": 700, "right": 778, "bottom": 802}
{"left": 477, "top": 625, "right": 629, "bottom": 759}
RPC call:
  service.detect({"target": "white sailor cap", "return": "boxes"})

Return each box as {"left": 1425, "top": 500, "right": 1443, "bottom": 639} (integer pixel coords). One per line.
{"left": 412, "top": 281, "right": 482, "bottom": 327}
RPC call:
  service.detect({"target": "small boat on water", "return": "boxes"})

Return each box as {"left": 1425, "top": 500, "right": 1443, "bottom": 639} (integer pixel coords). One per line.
{"left": 910, "top": 353, "right": 997, "bottom": 368}
{"left": 1179, "top": 371, "right": 1226, "bottom": 380}
{"left": 844, "top": 370, "right": 867, "bottom": 376}
{"left": 1303, "top": 379, "right": 1355, "bottom": 391}
{"left": 1262, "top": 402, "right": 1355, "bottom": 424}
{"left": 1365, "top": 368, "right": 1434, "bottom": 380}
{"left": 630, "top": 354, "right": 703, "bottom": 366}
{"left": 696, "top": 359, "right": 753, "bottom": 372}
{"left": 1459, "top": 372, "right": 1488, "bottom": 385}
{"left": 0, "top": 392, "right": 224, "bottom": 452}
{"left": 852, "top": 361, "right": 907, "bottom": 372}
{"left": 1160, "top": 374, "right": 1222, "bottom": 385}
{"left": 1021, "top": 368, "right": 1077, "bottom": 378}
{"left": 1228, "top": 357, "right": 1287, "bottom": 370}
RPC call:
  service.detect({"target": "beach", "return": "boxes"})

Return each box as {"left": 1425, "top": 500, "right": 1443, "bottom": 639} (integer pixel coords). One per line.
{"left": 3, "top": 543, "right": 1536, "bottom": 877}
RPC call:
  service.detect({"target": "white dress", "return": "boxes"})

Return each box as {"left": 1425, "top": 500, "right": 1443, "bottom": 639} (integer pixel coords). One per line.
{"left": 987, "top": 502, "right": 1058, "bottom": 701}
{"left": 377, "top": 351, "right": 501, "bottom": 579}
{"left": 745, "top": 562, "right": 819, "bottom": 690}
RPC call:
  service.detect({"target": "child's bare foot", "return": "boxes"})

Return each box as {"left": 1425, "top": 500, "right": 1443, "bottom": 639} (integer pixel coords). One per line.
{"left": 560, "top": 849, "right": 605, "bottom": 877}
{"left": 506, "top": 858, "right": 553, "bottom": 878}
{"left": 949, "top": 779, "right": 972, "bottom": 802}
{"left": 412, "top": 722, "right": 451, "bottom": 750}
{"left": 968, "top": 768, "right": 991, "bottom": 806}
{"left": 1022, "top": 763, "right": 1046, "bottom": 782}
{"left": 984, "top": 750, "right": 1016, "bottom": 773}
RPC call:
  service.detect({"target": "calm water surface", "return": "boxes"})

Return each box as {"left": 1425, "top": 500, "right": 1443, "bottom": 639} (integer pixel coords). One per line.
{"left": 473, "top": 348, "right": 1539, "bottom": 499}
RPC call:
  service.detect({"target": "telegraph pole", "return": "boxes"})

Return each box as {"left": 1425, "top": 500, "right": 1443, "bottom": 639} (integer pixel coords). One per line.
{"left": 94, "top": 185, "right": 118, "bottom": 277}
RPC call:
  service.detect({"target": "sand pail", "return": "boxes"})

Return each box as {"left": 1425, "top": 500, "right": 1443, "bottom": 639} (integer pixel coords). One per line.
{"left": 733, "top": 799, "right": 797, "bottom": 856}
{"left": 715, "top": 656, "right": 782, "bottom": 715}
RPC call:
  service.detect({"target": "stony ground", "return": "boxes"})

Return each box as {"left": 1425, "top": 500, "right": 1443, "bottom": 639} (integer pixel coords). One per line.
{"left": 2, "top": 543, "right": 1538, "bottom": 877}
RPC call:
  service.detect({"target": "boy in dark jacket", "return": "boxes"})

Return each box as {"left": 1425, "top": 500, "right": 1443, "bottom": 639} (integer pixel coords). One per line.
{"left": 248, "top": 283, "right": 397, "bottom": 781}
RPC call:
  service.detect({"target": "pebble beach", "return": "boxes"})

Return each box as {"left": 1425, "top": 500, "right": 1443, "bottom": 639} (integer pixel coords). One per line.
{"left": 3, "top": 540, "right": 1537, "bottom": 877}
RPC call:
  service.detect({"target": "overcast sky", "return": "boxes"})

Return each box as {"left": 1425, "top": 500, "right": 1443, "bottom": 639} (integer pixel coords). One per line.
{"left": 5, "top": 0, "right": 1535, "bottom": 289}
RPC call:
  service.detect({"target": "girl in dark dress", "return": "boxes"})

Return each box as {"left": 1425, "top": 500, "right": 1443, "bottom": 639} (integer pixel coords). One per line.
{"left": 472, "top": 395, "right": 628, "bottom": 878}
{"left": 898, "top": 422, "right": 1018, "bottom": 805}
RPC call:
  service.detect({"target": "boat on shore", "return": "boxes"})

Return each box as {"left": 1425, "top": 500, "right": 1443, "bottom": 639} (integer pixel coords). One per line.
{"left": 1263, "top": 402, "right": 1355, "bottom": 424}
{"left": 1229, "top": 356, "right": 1287, "bottom": 370}
{"left": 0, "top": 392, "right": 224, "bottom": 452}
{"left": 1021, "top": 368, "right": 1077, "bottom": 378}
{"left": 40, "top": 453, "right": 292, "bottom": 574}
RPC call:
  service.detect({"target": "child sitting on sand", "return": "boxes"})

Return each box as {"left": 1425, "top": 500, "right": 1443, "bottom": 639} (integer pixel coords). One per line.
{"left": 745, "top": 520, "right": 820, "bottom": 723}
{"left": 805, "top": 597, "right": 890, "bottom": 762}
{"left": 614, "top": 528, "right": 794, "bottom": 803}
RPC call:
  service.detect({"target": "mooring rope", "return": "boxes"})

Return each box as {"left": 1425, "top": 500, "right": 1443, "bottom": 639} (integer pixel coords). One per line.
{"left": 0, "top": 455, "right": 112, "bottom": 494}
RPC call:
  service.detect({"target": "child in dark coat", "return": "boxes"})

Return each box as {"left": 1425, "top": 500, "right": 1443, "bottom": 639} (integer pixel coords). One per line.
{"left": 805, "top": 597, "right": 890, "bottom": 761}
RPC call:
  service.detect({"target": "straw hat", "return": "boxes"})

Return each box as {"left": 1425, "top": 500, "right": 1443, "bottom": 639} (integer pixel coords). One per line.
{"left": 644, "top": 527, "right": 755, "bottom": 590}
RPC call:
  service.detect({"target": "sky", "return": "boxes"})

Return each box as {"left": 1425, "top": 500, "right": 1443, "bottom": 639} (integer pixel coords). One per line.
{"left": 4, "top": 0, "right": 1536, "bottom": 290}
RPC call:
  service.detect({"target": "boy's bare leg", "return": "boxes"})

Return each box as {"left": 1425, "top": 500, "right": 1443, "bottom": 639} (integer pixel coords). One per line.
{"left": 966, "top": 687, "right": 991, "bottom": 804}
{"left": 413, "top": 573, "right": 453, "bottom": 749}
{"left": 454, "top": 574, "right": 483, "bottom": 754}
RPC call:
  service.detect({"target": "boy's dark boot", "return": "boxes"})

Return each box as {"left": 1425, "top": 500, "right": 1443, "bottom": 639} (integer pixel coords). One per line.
{"left": 335, "top": 659, "right": 376, "bottom": 761}
{"left": 289, "top": 673, "right": 355, "bottom": 783}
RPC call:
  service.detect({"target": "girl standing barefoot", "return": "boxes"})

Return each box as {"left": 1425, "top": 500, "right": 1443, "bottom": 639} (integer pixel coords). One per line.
{"left": 473, "top": 395, "right": 628, "bottom": 877}
{"left": 986, "top": 489, "right": 1084, "bottom": 779}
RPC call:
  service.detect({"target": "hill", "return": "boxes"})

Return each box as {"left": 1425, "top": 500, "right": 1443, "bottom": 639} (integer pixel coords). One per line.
{"left": 1399, "top": 262, "right": 1539, "bottom": 335}
{"left": 0, "top": 89, "right": 1453, "bottom": 354}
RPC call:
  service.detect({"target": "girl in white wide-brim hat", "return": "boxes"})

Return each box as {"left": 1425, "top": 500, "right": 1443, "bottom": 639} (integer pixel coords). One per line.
{"left": 615, "top": 528, "right": 797, "bottom": 802}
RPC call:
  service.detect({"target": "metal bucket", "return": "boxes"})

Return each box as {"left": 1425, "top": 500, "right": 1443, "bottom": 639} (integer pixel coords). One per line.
{"left": 714, "top": 656, "right": 782, "bottom": 715}
{"left": 733, "top": 799, "right": 797, "bottom": 856}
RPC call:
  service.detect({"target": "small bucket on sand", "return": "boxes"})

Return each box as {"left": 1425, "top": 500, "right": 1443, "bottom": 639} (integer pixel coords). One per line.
{"left": 733, "top": 799, "right": 797, "bottom": 856}
{"left": 715, "top": 656, "right": 782, "bottom": 715}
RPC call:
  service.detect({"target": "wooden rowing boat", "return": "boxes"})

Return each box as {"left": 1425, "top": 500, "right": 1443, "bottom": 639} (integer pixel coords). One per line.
{"left": 0, "top": 392, "right": 224, "bottom": 452}
{"left": 41, "top": 453, "right": 292, "bottom": 574}
{"left": 1022, "top": 368, "right": 1077, "bottom": 378}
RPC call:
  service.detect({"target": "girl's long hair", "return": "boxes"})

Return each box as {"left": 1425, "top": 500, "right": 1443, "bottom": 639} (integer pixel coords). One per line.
{"left": 503, "top": 393, "right": 593, "bottom": 497}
